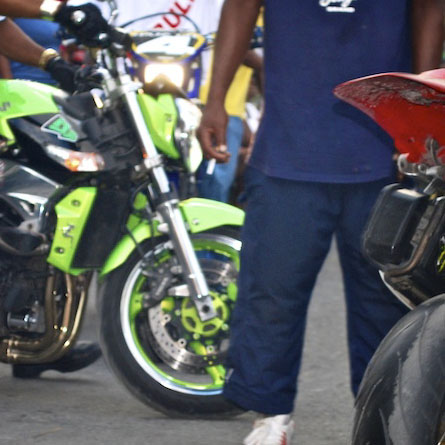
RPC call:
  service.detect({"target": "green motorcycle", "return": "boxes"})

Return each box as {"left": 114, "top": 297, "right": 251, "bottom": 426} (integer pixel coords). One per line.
{"left": 0, "top": 22, "right": 243, "bottom": 417}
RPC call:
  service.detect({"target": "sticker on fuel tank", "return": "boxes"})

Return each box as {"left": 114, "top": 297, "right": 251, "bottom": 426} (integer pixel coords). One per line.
{"left": 41, "top": 114, "right": 78, "bottom": 143}
{"left": 0, "top": 102, "right": 11, "bottom": 112}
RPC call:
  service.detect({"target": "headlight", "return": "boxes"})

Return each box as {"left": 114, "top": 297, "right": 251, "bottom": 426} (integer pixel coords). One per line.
{"left": 44, "top": 144, "right": 105, "bottom": 172}
{"left": 144, "top": 63, "right": 185, "bottom": 88}
{"left": 175, "top": 98, "right": 203, "bottom": 173}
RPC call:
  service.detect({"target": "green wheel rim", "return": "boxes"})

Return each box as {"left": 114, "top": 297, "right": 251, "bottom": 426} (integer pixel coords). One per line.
{"left": 121, "top": 233, "right": 240, "bottom": 394}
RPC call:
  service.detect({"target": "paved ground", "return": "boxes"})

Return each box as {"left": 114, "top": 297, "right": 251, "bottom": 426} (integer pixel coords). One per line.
{"left": 0, "top": 244, "right": 354, "bottom": 445}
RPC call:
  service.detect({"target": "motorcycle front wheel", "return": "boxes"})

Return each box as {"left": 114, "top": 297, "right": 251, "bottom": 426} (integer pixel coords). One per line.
{"left": 99, "top": 226, "right": 243, "bottom": 418}
{"left": 352, "top": 294, "right": 445, "bottom": 445}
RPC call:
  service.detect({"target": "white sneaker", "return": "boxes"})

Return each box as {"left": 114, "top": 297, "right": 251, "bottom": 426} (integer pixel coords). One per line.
{"left": 243, "top": 413, "right": 295, "bottom": 445}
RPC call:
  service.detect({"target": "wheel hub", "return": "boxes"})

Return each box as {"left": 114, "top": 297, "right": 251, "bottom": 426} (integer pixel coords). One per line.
{"left": 181, "top": 292, "right": 229, "bottom": 337}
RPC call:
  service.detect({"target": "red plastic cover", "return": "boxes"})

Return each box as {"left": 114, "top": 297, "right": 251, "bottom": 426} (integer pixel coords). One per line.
{"left": 334, "top": 69, "right": 445, "bottom": 163}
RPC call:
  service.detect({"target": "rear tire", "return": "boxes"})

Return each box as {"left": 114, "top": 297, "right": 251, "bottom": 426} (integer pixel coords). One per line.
{"left": 352, "top": 294, "right": 445, "bottom": 445}
{"left": 99, "top": 227, "right": 243, "bottom": 418}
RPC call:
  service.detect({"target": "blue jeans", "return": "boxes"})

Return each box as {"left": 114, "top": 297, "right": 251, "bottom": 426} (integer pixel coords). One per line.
{"left": 223, "top": 167, "right": 409, "bottom": 414}
{"left": 198, "top": 115, "right": 244, "bottom": 203}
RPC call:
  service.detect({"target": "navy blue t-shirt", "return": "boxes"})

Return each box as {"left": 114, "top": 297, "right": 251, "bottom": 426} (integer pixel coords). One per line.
{"left": 250, "top": 0, "right": 411, "bottom": 183}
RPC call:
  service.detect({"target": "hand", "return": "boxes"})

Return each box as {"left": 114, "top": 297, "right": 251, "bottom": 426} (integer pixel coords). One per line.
{"left": 74, "top": 64, "right": 103, "bottom": 92}
{"left": 197, "top": 102, "right": 230, "bottom": 163}
{"left": 45, "top": 57, "right": 78, "bottom": 93}
{"left": 54, "top": 3, "right": 110, "bottom": 47}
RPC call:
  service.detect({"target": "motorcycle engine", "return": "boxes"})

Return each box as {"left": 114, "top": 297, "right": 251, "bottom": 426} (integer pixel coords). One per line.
{"left": 0, "top": 251, "right": 48, "bottom": 336}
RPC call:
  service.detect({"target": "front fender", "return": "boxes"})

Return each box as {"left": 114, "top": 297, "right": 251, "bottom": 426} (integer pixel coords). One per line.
{"left": 180, "top": 198, "right": 244, "bottom": 233}
{"left": 100, "top": 198, "right": 244, "bottom": 276}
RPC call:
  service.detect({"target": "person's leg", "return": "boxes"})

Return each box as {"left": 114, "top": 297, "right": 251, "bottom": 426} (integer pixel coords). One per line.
{"left": 336, "top": 179, "right": 409, "bottom": 395}
{"left": 224, "top": 169, "right": 337, "bottom": 414}
{"left": 198, "top": 115, "right": 243, "bottom": 202}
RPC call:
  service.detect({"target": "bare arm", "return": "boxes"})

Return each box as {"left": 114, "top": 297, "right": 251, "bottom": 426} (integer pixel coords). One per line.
{"left": 208, "top": 0, "right": 262, "bottom": 104}
{"left": 0, "top": 0, "right": 45, "bottom": 17}
{"left": 197, "top": 0, "right": 262, "bottom": 162}
{"left": 0, "top": 54, "right": 12, "bottom": 78}
{"left": 243, "top": 50, "right": 263, "bottom": 71}
{"left": 0, "top": 19, "right": 44, "bottom": 66}
{"left": 412, "top": 0, "right": 445, "bottom": 73}
{"left": 243, "top": 49, "right": 264, "bottom": 92}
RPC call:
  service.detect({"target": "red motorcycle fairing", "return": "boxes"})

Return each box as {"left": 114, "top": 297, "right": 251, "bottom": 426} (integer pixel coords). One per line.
{"left": 334, "top": 68, "right": 445, "bottom": 163}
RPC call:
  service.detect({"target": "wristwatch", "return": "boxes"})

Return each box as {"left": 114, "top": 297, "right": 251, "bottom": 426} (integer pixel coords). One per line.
{"left": 40, "top": 0, "right": 63, "bottom": 19}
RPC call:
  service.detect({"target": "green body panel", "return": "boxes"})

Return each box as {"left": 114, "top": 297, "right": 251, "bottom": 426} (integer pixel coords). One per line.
{"left": 137, "top": 93, "right": 179, "bottom": 158}
{"left": 100, "top": 198, "right": 244, "bottom": 276}
{"left": 101, "top": 219, "right": 161, "bottom": 276}
{"left": 180, "top": 198, "right": 244, "bottom": 233}
{"left": 0, "top": 79, "right": 59, "bottom": 143}
{"left": 47, "top": 188, "right": 97, "bottom": 275}
{"left": 185, "top": 138, "right": 203, "bottom": 174}
{"left": 126, "top": 192, "right": 148, "bottom": 232}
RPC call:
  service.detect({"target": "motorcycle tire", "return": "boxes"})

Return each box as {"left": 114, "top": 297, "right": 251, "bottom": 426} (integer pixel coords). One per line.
{"left": 99, "top": 226, "right": 244, "bottom": 418}
{"left": 352, "top": 294, "right": 445, "bottom": 445}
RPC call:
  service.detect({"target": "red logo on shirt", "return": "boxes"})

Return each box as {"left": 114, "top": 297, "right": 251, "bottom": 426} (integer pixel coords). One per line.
{"left": 154, "top": 0, "right": 195, "bottom": 29}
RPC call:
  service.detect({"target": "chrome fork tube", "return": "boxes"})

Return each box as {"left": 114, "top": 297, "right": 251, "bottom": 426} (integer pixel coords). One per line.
{"left": 157, "top": 200, "right": 216, "bottom": 320}
{"left": 120, "top": 80, "right": 216, "bottom": 321}
{"left": 121, "top": 83, "right": 171, "bottom": 194}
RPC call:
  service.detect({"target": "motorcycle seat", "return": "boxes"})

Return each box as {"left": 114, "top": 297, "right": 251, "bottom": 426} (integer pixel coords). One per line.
{"left": 334, "top": 69, "right": 445, "bottom": 163}
{"left": 389, "top": 68, "right": 445, "bottom": 92}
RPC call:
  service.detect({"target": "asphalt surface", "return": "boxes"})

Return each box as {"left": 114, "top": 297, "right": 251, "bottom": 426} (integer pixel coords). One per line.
{"left": 0, "top": 243, "right": 354, "bottom": 445}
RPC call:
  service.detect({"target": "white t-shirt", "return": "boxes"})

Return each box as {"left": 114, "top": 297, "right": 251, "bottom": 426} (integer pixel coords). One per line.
{"left": 86, "top": 0, "right": 224, "bottom": 82}
{"left": 94, "top": 0, "right": 223, "bottom": 34}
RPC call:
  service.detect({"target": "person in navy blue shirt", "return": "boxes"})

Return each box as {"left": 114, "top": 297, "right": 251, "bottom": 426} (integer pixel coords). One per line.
{"left": 198, "top": 1, "right": 445, "bottom": 444}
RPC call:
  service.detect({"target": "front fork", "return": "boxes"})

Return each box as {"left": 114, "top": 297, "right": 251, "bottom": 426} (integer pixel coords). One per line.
{"left": 156, "top": 200, "right": 217, "bottom": 320}
{"left": 119, "top": 71, "right": 216, "bottom": 321}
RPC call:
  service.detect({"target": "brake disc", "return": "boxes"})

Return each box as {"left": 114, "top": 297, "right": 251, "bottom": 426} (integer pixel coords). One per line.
{"left": 147, "top": 304, "right": 224, "bottom": 372}
{"left": 146, "top": 257, "right": 237, "bottom": 373}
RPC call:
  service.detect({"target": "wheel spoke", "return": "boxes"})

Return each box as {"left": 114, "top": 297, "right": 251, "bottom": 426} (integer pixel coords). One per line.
{"left": 205, "top": 365, "right": 226, "bottom": 386}
{"left": 189, "top": 341, "right": 226, "bottom": 385}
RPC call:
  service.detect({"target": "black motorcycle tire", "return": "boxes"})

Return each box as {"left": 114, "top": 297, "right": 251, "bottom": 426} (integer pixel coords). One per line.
{"left": 99, "top": 226, "right": 243, "bottom": 418}
{"left": 352, "top": 294, "right": 445, "bottom": 445}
